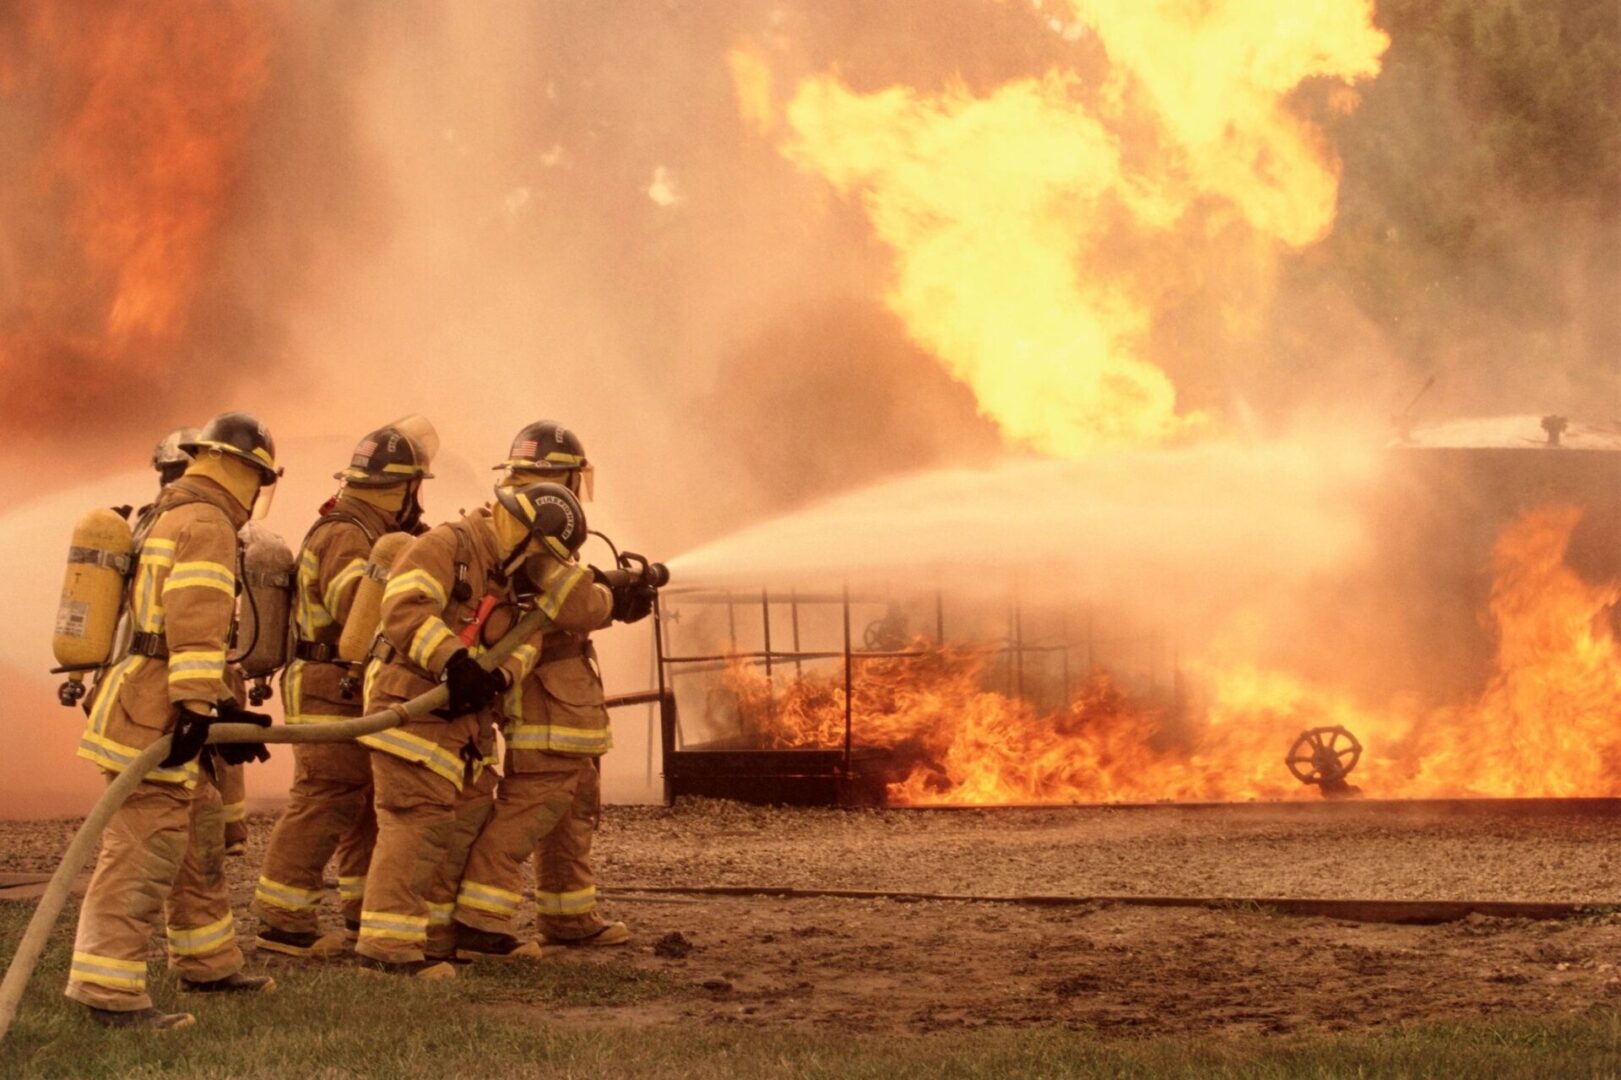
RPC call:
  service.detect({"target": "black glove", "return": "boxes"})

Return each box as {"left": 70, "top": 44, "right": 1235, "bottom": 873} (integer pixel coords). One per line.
{"left": 213, "top": 702, "right": 273, "bottom": 765}
{"left": 441, "top": 650, "right": 506, "bottom": 717}
{"left": 160, "top": 708, "right": 213, "bottom": 769}
{"left": 612, "top": 582, "right": 657, "bottom": 624}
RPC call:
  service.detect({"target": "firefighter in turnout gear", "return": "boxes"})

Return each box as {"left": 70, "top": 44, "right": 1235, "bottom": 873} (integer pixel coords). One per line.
{"left": 453, "top": 423, "right": 630, "bottom": 954}
{"left": 252, "top": 421, "right": 437, "bottom": 959}
{"left": 350, "top": 480, "right": 587, "bottom": 976}
{"left": 145, "top": 428, "right": 258, "bottom": 855}
{"left": 65, "top": 412, "right": 281, "bottom": 1031}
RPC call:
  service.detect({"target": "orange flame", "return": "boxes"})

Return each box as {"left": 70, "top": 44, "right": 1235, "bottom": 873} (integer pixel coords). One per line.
{"left": 734, "top": 1, "right": 1388, "bottom": 457}
{"left": 0, "top": 0, "right": 272, "bottom": 425}
{"left": 721, "top": 507, "right": 1621, "bottom": 803}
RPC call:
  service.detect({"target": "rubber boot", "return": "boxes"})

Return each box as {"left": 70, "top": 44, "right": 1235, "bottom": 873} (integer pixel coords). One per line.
{"left": 256, "top": 927, "right": 346, "bottom": 959}
{"left": 87, "top": 1006, "right": 196, "bottom": 1031}
{"left": 178, "top": 972, "right": 277, "bottom": 994}
{"left": 455, "top": 925, "right": 548, "bottom": 961}
{"left": 543, "top": 919, "right": 629, "bottom": 948}
{"left": 356, "top": 956, "right": 457, "bottom": 980}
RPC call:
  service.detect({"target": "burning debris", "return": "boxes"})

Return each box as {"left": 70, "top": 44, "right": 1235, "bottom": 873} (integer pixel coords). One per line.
{"left": 663, "top": 499, "right": 1621, "bottom": 807}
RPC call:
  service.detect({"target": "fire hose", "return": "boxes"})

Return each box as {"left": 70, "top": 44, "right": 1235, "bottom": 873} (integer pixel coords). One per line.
{"left": 0, "top": 607, "right": 550, "bottom": 1045}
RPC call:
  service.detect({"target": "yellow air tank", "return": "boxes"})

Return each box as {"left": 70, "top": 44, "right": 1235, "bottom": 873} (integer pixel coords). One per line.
{"left": 236, "top": 521, "right": 295, "bottom": 704}
{"left": 53, "top": 508, "right": 134, "bottom": 706}
{"left": 339, "top": 531, "right": 412, "bottom": 663}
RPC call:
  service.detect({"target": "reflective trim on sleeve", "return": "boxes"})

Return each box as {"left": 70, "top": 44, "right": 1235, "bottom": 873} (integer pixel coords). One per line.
{"left": 162, "top": 561, "right": 236, "bottom": 597}
{"left": 535, "top": 886, "right": 597, "bottom": 916}
{"left": 408, "top": 620, "right": 454, "bottom": 671}
{"left": 167, "top": 650, "right": 228, "bottom": 685}
{"left": 255, "top": 877, "right": 322, "bottom": 913}
{"left": 384, "top": 568, "right": 447, "bottom": 608}
{"left": 536, "top": 565, "right": 588, "bottom": 621}
{"left": 166, "top": 912, "right": 236, "bottom": 957}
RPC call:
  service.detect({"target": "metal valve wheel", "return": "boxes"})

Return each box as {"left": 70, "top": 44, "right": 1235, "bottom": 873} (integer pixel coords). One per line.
{"left": 1285, "top": 725, "right": 1362, "bottom": 793}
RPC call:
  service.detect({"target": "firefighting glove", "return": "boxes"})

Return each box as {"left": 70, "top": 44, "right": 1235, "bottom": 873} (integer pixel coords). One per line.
{"left": 440, "top": 650, "right": 507, "bottom": 718}
{"left": 160, "top": 708, "right": 213, "bottom": 768}
{"left": 212, "top": 702, "right": 273, "bottom": 765}
{"left": 611, "top": 582, "right": 657, "bottom": 625}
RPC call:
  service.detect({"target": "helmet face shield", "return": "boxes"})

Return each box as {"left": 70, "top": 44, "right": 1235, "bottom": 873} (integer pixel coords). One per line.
{"left": 575, "top": 464, "right": 594, "bottom": 503}
{"left": 250, "top": 475, "right": 278, "bottom": 521}
{"left": 386, "top": 414, "right": 440, "bottom": 470}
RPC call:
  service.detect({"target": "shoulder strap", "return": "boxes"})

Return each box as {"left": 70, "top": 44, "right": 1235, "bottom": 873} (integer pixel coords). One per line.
{"left": 301, "top": 510, "right": 382, "bottom": 551}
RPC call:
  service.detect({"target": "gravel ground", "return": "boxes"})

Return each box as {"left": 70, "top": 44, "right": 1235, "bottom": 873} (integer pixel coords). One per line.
{"left": 4, "top": 798, "right": 1621, "bottom": 1036}
{"left": 595, "top": 799, "right": 1621, "bottom": 901}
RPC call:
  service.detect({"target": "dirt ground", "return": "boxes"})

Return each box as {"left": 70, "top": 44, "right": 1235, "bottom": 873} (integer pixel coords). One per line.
{"left": 5, "top": 799, "right": 1621, "bottom": 1037}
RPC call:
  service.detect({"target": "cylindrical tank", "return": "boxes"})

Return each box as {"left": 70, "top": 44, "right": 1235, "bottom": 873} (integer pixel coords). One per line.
{"left": 236, "top": 521, "right": 295, "bottom": 680}
{"left": 339, "top": 531, "right": 412, "bottom": 662}
{"left": 53, "top": 508, "right": 134, "bottom": 705}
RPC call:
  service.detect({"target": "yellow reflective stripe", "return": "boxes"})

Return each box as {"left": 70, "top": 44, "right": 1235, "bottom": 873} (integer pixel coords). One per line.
{"left": 87, "top": 656, "right": 141, "bottom": 736}
{"left": 323, "top": 559, "right": 365, "bottom": 616}
{"left": 167, "top": 650, "right": 228, "bottom": 683}
{"left": 359, "top": 910, "right": 428, "bottom": 942}
{"left": 167, "top": 912, "right": 236, "bottom": 956}
{"left": 77, "top": 729, "right": 198, "bottom": 787}
{"left": 384, "top": 568, "right": 447, "bottom": 608}
{"left": 255, "top": 877, "right": 321, "bottom": 912}
{"left": 507, "top": 725, "right": 613, "bottom": 754}
{"left": 221, "top": 801, "right": 246, "bottom": 824}
{"left": 338, "top": 875, "right": 366, "bottom": 901}
{"left": 284, "top": 713, "right": 357, "bottom": 725}
{"left": 163, "top": 561, "right": 236, "bottom": 597}
{"left": 69, "top": 952, "right": 146, "bottom": 990}
{"left": 536, "top": 887, "right": 596, "bottom": 915}
{"left": 456, "top": 880, "right": 523, "bottom": 915}
{"left": 284, "top": 658, "right": 304, "bottom": 716}
{"left": 356, "top": 729, "right": 465, "bottom": 787}
{"left": 408, "top": 620, "right": 454, "bottom": 670}
{"left": 536, "top": 565, "right": 588, "bottom": 620}
{"left": 425, "top": 900, "right": 454, "bottom": 926}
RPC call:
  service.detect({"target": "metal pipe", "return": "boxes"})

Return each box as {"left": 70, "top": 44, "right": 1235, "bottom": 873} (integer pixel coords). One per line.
{"left": 761, "top": 589, "right": 773, "bottom": 679}
{"left": 790, "top": 589, "right": 802, "bottom": 678}
{"left": 842, "top": 583, "right": 853, "bottom": 775}
{"left": 0, "top": 608, "right": 549, "bottom": 1045}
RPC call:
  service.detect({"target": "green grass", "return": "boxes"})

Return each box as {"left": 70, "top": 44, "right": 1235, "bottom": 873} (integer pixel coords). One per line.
{"left": 4, "top": 900, "right": 1620, "bottom": 1079}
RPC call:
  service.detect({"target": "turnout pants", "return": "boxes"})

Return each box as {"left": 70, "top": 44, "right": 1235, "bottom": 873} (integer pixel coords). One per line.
{"left": 218, "top": 761, "right": 248, "bottom": 849}
{"left": 425, "top": 767, "right": 496, "bottom": 958}
{"left": 253, "top": 742, "right": 377, "bottom": 934}
{"left": 355, "top": 752, "right": 491, "bottom": 964}
{"left": 454, "top": 755, "right": 603, "bottom": 939}
{"left": 65, "top": 769, "right": 244, "bottom": 1012}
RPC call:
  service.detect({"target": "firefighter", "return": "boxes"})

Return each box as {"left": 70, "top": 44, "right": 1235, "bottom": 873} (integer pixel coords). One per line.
{"left": 149, "top": 428, "right": 256, "bottom": 857}
{"left": 350, "top": 479, "right": 587, "bottom": 976}
{"left": 252, "top": 421, "right": 436, "bottom": 959}
{"left": 142, "top": 428, "right": 260, "bottom": 856}
{"left": 453, "top": 423, "right": 647, "bottom": 956}
{"left": 65, "top": 412, "right": 279, "bottom": 1031}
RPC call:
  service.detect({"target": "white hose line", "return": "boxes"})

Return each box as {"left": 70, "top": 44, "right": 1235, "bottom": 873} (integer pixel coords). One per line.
{"left": 0, "top": 608, "right": 548, "bottom": 1043}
